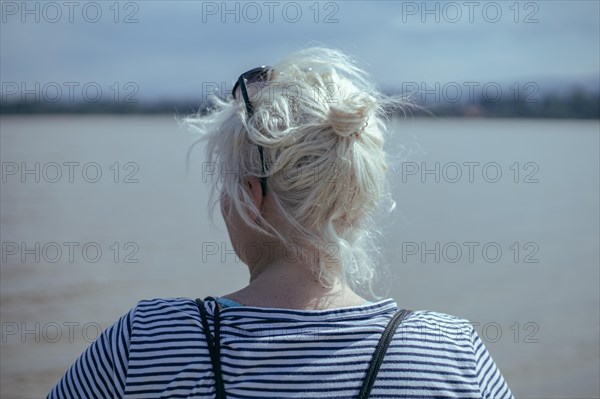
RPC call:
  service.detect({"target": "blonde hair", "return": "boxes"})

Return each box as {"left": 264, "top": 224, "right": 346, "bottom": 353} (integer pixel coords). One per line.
{"left": 184, "top": 47, "right": 407, "bottom": 299}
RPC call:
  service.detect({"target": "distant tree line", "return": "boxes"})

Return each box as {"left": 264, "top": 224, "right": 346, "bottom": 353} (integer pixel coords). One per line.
{"left": 421, "top": 88, "right": 600, "bottom": 119}
{"left": 2, "top": 88, "right": 598, "bottom": 119}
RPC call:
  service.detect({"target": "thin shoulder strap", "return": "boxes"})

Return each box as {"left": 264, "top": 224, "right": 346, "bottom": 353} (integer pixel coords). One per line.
{"left": 196, "top": 297, "right": 227, "bottom": 399}
{"left": 357, "top": 308, "right": 413, "bottom": 399}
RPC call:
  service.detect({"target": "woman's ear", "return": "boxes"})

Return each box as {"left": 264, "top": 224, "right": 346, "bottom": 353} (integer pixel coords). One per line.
{"left": 246, "top": 176, "right": 265, "bottom": 213}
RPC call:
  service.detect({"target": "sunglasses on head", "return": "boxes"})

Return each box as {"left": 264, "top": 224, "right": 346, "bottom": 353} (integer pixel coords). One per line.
{"left": 232, "top": 66, "right": 272, "bottom": 197}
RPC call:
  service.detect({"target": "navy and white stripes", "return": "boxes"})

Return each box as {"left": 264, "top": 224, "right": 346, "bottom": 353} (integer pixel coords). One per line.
{"left": 48, "top": 297, "right": 513, "bottom": 398}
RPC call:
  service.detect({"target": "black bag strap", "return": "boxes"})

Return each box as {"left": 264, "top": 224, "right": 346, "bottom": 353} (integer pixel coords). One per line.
{"left": 196, "top": 297, "right": 412, "bottom": 399}
{"left": 196, "top": 297, "right": 226, "bottom": 399}
{"left": 357, "top": 308, "right": 413, "bottom": 399}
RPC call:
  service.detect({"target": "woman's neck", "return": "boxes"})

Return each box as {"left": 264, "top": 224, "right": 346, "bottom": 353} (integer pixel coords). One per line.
{"left": 222, "top": 258, "right": 367, "bottom": 310}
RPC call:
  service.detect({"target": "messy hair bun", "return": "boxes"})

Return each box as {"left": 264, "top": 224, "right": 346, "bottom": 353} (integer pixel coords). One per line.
{"left": 328, "top": 93, "right": 376, "bottom": 139}
{"left": 184, "top": 47, "right": 407, "bottom": 299}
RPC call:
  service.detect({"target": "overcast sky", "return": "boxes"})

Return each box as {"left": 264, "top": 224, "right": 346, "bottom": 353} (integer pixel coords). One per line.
{"left": 1, "top": 1, "right": 599, "bottom": 101}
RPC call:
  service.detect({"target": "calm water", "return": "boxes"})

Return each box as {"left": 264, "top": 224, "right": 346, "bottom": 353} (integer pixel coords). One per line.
{"left": 1, "top": 116, "right": 598, "bottom": 398}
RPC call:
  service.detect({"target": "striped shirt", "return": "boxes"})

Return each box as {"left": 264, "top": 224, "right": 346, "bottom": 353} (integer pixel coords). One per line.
{"left": 48, "top": 297, "right": 514, "bottom": 398}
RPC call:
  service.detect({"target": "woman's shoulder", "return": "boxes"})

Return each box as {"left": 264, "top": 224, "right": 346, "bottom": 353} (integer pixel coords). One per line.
{"left": 134, "top": 296, "right": 197, "bottom": 307}
{"left": 401, "top": 309, "right": 477, "bottom": 345}
{"left": 130, "top": 296, "right": 197, "bottom": 310}
{"left": 127, "top": 297, "right": 200, "bottom": 322}
{"left": 408, "top": 309, "right": 472, "bottom": 325}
